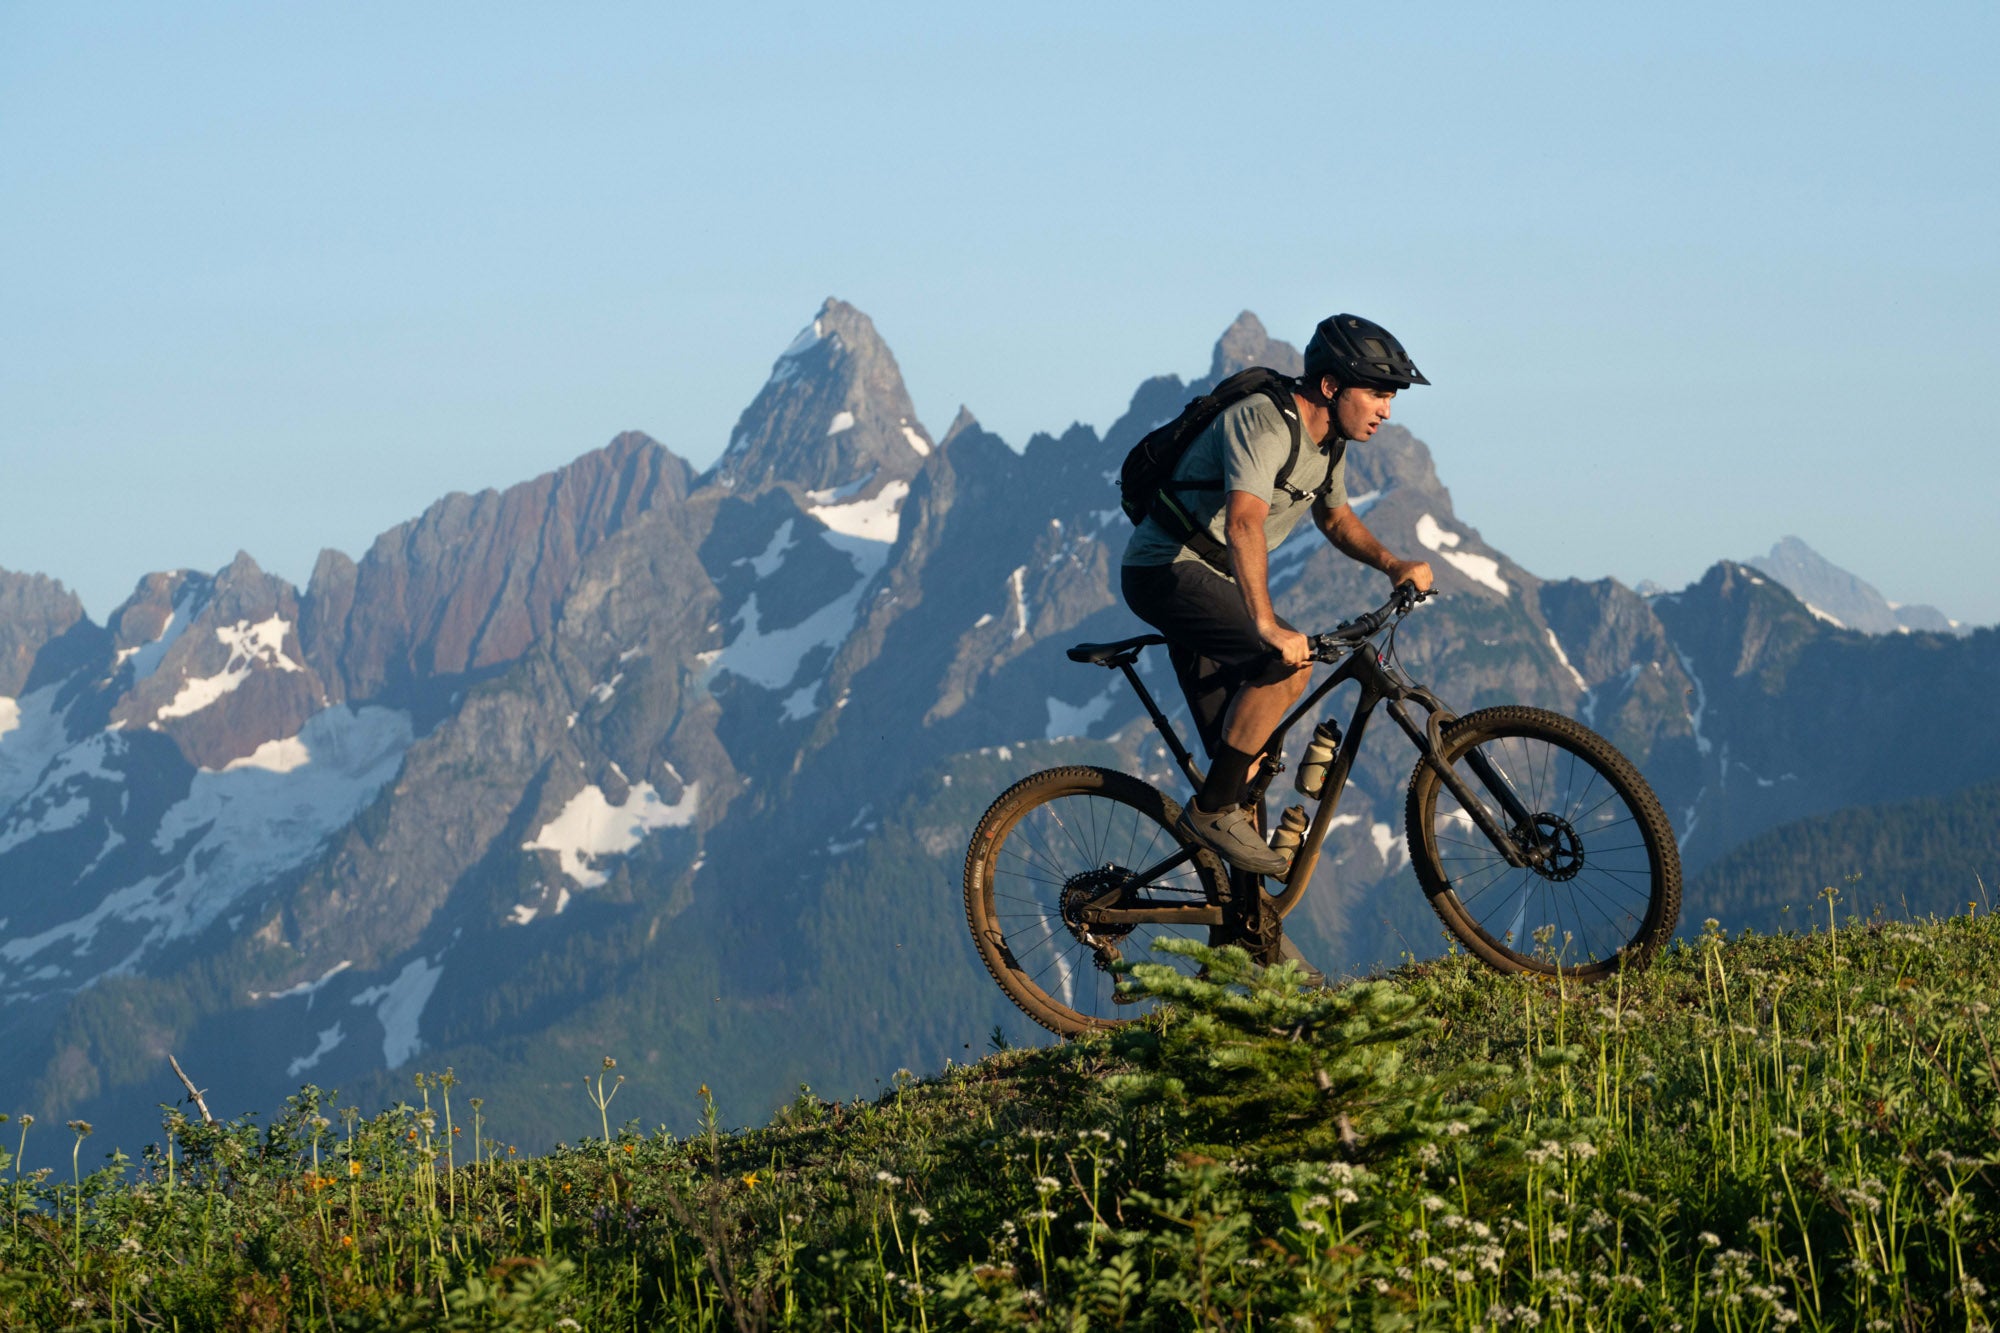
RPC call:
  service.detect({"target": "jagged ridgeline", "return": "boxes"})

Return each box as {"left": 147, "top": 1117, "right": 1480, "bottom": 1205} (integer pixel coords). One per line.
{"left": 1, "top": 301, "right": 1996, "bottom": 1155}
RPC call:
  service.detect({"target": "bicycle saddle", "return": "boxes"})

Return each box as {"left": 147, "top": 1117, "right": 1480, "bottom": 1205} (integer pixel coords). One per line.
{"left": 1065, "top": 634, "right": 1166, "bottom": 666}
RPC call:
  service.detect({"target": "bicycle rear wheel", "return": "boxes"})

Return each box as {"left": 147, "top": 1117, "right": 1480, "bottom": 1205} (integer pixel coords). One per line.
{"left": 1405, "top": 706, "right": 1680, "bottom": 979}
{"left": 964, "top": 766, "right": 1228, "bottom": 1035}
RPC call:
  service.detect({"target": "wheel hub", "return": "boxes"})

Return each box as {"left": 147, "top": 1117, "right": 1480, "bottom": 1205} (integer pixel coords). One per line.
{"left": 1061, "top": 865, "right": 1135, "bottom": 955}
{"left": 1514, "top": 813, "right": 1585, "bottom": 881}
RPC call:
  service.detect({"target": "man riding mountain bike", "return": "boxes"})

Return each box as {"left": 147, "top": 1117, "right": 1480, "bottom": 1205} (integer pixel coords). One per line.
{"left": 1121, "top": 313, "right": 1436, "bottom": 876}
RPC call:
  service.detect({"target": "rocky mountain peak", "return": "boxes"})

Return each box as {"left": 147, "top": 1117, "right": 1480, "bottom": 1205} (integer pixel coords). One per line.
{"left": 108, "top": 555, "right": 325, "bottom": 769}
{"left": 310, "top": 433, "right": 689, "bottom": 707}
{"left": 707, "top": 298, "right": 933, "bottom": 495}
{"left": 0, "top": 569, "right": 88, "bottom": 698}
{"left": 1207, "top": 310, "right": 1304, "bottom": 383}
{"left": 1746, "top": 536, "right": 1965, "bottom": 636}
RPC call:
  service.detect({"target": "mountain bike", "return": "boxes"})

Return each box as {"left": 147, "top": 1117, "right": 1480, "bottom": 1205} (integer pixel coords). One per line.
{"left": 962, "top": 584, "right": 1682, "bottom": 1035}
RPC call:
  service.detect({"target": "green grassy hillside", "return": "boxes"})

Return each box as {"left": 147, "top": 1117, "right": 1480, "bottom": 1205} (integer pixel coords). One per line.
{"left": 3, "top": 909, "right": 1996, "bottom": 1330}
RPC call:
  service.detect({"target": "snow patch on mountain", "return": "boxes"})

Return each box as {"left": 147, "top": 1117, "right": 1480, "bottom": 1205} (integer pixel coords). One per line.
{"left": 522, "top": 780, "right": 701, "bottom": 890}
{"left": 808, "top": 480, "right": 908, "bottom": 545}
{"left": 1371, "top": 821, "right": 1408, "bottom": 869}
{"left": 1545, "top": 629, "right": 1588, "bottom": 691}
{"left": 712, "top": 485, "right": 907, "bottom": 701}
{"left": 0, "top": 729, "right": 122, "bottom": 855}
{"left": 351, "top": 956, "right": 442, "bottom": 1069}
{"left": 0, "top": 698, "right": 17, "bottom": 741}
{"left": 286, "top": 1023, "right": 346, "bottom": 1078}
{"left": 218, "top": 733, "right": 313, "bottom": 774}
{"left": 1415, "top": 514, "right": 1509, "bottom": 596}
{"left": 1673, "top": 648, "right": 1713, "bottom": 756}
{"left": 0, "top": 686, "right": 71, "bottom": 814}
{"left": 769, "top": 319, "right": 825, "bottom": 383}
{"left": 1046, "top": 686, "right": 1115, "bottom": 741}
{"left": 251, "top": 958, "right": 352, "bottom": 1005}
{"left": 737, "top": 519, "right": 797, "bottom": 579}
{"left": 118, "top": 589, "right": 201, "bottom": 682}
{"left": 0, "top": 705, "right": 413, "bottom": 987}
{"left": 901, "top": 424, "right": 931, "bottom": 457}
{"left": 718, "top": 593, "right": 862, "bottom": 693}
{"left": 155, "top": 617, "right": 303, "bottom": 722}
{"left": 827, "top": 411, "right": 856, "bottom": 436}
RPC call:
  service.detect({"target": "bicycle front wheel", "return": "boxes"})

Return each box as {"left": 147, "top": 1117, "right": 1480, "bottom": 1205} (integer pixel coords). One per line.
{"left": 964, "top": 766, "right": 1228, "bottom": 1035}
{"left": 1406, "top": 706, "right": 1680, "bottom": 979}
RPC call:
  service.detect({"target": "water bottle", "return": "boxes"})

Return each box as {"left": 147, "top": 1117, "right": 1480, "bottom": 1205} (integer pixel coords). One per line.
{"left": 1268, "top": 804, "right": 1310, "bottom": 868}
{"left": 1295, "top": 720, "right": 1343, "bottom": 798}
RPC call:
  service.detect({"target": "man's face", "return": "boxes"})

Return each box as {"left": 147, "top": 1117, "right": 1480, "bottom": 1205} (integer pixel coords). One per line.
{"left": 1333, "top": 384, "right": 1396, "bottom": 440}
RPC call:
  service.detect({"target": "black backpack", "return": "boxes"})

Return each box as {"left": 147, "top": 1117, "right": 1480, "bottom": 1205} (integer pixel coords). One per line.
{"left": 1116, "top": 367, "right": 1343, "bottom": 573}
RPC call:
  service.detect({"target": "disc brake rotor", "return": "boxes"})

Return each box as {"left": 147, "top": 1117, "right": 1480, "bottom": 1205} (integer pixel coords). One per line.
{"left": 1514, "top": 812, "right": 1585, "bottom": 882}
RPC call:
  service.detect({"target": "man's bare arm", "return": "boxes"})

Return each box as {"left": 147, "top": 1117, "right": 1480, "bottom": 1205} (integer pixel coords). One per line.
{"left": 1225, "top": 492, "right": 1310, "bottom": 667}
{"left": 1313, "top": 498, "right": 1435, "bottom": 593}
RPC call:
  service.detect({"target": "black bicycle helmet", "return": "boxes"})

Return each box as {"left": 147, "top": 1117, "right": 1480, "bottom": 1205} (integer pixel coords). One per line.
{"left": 1302, "top": 313, "right": 1430, "bottom": 390}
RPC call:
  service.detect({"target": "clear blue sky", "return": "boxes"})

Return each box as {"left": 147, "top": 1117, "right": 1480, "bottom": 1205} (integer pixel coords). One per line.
{"left": 4, "top": 2, "right": 1996, "bottom": 622}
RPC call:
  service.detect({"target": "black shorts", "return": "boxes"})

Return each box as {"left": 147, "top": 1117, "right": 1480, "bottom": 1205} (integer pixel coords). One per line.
{"left": 1120, "top": 561, "right": 1298, "bottom": 759}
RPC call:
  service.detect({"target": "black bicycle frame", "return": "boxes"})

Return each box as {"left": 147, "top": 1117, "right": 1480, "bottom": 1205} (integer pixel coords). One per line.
{"left": 1075, "top": 631, "right": 1540, "bottom": 931}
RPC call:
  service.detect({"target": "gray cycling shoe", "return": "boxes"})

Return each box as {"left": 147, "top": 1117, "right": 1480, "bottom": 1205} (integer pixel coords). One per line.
{"left": 1176, "top": 801, "right": 1289, "bottom": 876}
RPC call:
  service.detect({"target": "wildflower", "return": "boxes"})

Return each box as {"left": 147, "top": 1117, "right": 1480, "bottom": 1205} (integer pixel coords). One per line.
{"left": 1446, "top": 1121, "right": 1470, "bottom": 1137}
{"left": 1334, "top": 1187, "right": 1359, "bottom": 1205}
{"left": 348, "top": 1160, "right": 362, "bottom": 1177}
{"left": 68, "top": 1120, "right": 93, "bottom": 1137}
{"left": 875, "top": 1170, "right": 901, "bottom": 1185}
{"left": 1422, "top": 1194, "right": 1448, "bottom": 1212}
{"left": 452, "top": 1126, "right": 461, "bottom": 1136}
{"left": 1699, "top": 1231, "right": 1721, "bottom": 1246}
{"left": 1299, "top": 1219, "right": 1325, "bottom": 1235}
{"left": 1035, "top": 1175, "right": 1061, "bottom": 1195}
{"left": 559, "top": 1320, "right": 583, "bottom": 1332}
{"left": 118, "top": 1236, "right": 143, "bottom": 1255}
{"left": 1547, "top": 1225, "right": 1569, "bottom": 1243}
{"left": 623, "top": 1144, "right": 635, "bottom": 1154}
{"left": 340, "top": 1235, "right": 354, "bottom": 1248}
{"left": 741, "top": 1171, "right": 761, "bottom": 1189}
{"left": 910, "top": 1206, "right": 932, "bottom": 1225}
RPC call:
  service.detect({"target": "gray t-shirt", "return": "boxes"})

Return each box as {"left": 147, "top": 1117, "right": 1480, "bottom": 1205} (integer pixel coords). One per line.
{"left": 1122, "top": 395, "right": 1346, "bottom": 574}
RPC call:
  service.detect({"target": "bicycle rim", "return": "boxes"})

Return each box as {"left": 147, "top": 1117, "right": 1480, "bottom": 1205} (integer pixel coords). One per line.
{"left": 966, "top": 767, "right": 1224, "bottom": 1034}
{"left": 1413, "top": 712, "right": 1673, "bottom": 975}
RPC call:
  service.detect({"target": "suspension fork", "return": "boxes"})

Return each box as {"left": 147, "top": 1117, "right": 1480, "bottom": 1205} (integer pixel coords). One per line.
{"left": 1385, "top": 699, "right": 1533, "bottom": 868}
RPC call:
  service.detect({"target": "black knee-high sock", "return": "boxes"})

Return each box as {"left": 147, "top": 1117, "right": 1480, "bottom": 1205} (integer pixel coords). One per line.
{"left": 1195, "top": 744, "right": 1257, "bottom": 813}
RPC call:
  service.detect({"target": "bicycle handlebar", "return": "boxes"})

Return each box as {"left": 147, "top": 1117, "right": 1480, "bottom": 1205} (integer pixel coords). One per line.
{"left": 1309, "top": 582, "right": 1432, "bottom": 660}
